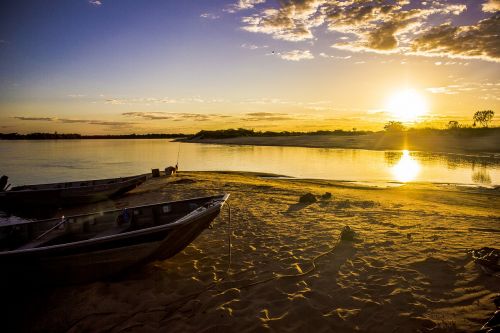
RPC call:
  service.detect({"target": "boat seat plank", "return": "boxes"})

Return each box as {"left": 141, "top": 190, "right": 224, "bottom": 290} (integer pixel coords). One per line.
{"left": 93, "top": 224, "right": 131, "bottom": 239}
{"left": 17, "top": 229, "right": 66, "bottom": 250}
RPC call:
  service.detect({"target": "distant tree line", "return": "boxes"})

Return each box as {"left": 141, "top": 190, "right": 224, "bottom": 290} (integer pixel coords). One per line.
{"left": 0, "top": 133, "right": 187, "bottom": 140}
{"left": 383, "top": 110, "right": 496, "bottom": 133}
{"left": 382, "top": 125, "right": 499, "bottom": 137}
{"left": 189, "top": 128, "right": 372, "bottom": 139}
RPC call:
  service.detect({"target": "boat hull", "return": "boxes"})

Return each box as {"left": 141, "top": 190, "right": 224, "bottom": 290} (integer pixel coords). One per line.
{"left": 0, "top": 174, "right": 147, "bottom": 208}
{"left": 1, "top": 195, "right": 227, "bottom": 285}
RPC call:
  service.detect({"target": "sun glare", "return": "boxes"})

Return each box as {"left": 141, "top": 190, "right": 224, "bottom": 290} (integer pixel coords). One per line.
{"left": 386, "top": 89, "right": 428, "bottom": 122}
{"left": 391, "top": 150, "right": 420, "bottom": 182}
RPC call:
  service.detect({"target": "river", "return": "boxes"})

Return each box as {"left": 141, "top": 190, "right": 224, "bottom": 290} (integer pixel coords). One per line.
{"left": 1, "top": 139, "right": 499, "bottom": 187}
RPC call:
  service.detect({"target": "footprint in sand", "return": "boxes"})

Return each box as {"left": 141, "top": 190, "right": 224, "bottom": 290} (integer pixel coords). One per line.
{"left": 259, "top": 309, "right": 289, "bottom": 324}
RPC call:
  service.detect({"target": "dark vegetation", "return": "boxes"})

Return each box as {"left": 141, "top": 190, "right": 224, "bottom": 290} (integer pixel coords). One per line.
{"left": 381, "top": 110, "right": 497, "bottom": 136}
{"left": 3, "top": 126, "right": 497, "bottom": 141}
{"left": 383, "top": 121, "right": 406, "bottom": 132}
{"left": 189, "top": 128, "right": 372, "bottom": 139}
{"left": 385, "top": 125, "right": 499, "bottom": 137}
{"left": 472, "top": 110, "right": 494, "bottom": 128}
{"left": 406, "top": 126, "right": 500, "bottom": 137}
{"left": 0, "top": 133, "right": 187, "bottom": 140}
{"left": 187, "top": 126, "right": 500, "bottom": 140}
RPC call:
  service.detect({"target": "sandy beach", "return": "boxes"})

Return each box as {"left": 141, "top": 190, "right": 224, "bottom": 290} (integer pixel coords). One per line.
{"left": 185, "top": 131, "right": 500, "bottom": 154}
{"left": 5, "top": 171, "right": 499, "bottom": 332}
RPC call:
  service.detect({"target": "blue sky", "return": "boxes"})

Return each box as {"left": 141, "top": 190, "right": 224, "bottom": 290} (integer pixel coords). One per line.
{"left": 0, "top": 0, "right": 498, "bottom": 134}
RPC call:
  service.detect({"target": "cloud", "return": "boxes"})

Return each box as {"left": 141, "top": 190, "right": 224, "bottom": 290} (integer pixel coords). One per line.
{"left": 122, "top": 110, "right": 316, "bottom": 123}
{"left": 279, "top": 49, "right": 314, "bottom": 61}
{"left": 329, "top": 3, "right": 467, "bottom": 54}
{"left": 243, "top": 97, "right": 291, "bottom": 105}
{"left": 234, "top": 0, "right": 499, "bottom": 62}
{"left": 60, "top": 118, "right": 135, "bottom": 127}
{"left": 241, "top": 43, "right": 268, "bottom": 49}
{"left": 241, "top": 0, "right": 322, "bottom": 41}
{"left": 425, "top": 87, "right": 459, "bottom": 95}
{"left": 88, "top": 120, "right": 133, "bottom": 126}
{"left": 479, "top": 94, "right": 500, "bottom": 101}
{"left": 304, "top": 101, "right": 334, "bottom": 111}
{"left": 105, "top": 99, "right": 124, "bottom": 105}
{"left": 246, "top": 112, "right": 286, "bottom": 116}
{"left": 319, "top": 52, "right": 351, "bottom": 59}
{"left": 426, "top": 80, "right": 500, "bottom": 95}
{"left": 105, "top": 97, "right": 180, "bottom": 105}
{"left": 226, "top": 0, "right": 266, "bottom": 13}
{"left": 410, "top": 13, "right": 500, "bottom": 62}
{"left": 104, "top": 96, "right": 235, "bottom": 105}
{"left": 482, "top": 0, "right": 500, "bottom": 12}
{"left": 122, "top": 112, "right": 173, "bottom": 120}
{"left": 241, "top": 111, "right": 356, "bottom": 122}
{"left": 240, "top": 98, "right": 339, "bottom": 112}
{"left": 433, "top": 61, "right": 469, "bottom": 66}
{"left": 243, "top": 112, "right": 296, "bottom": 121}
{"left": 88, "top": 0, "right": 102, "bottom": 6}
{"left": 122, "top": 112, "right": 231, "bottom": 122}
{"left": 14, "top": 116, "right": 134, "bottom": 127}
{"left": 58, "top": 118, "right": 90, "bottom": 123}
{"left": 200, "top": 13, "right": 220, "bottom": 20}
{"left": 14, "top": 116, "right": 55, "bottom": 121}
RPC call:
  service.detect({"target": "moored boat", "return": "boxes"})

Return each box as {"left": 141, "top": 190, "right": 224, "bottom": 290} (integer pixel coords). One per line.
{"left": 0, "top": 174, "right": 148, "bottom": 208}
{"left": 0, "top": 193, "right": 229, "bottom": 285}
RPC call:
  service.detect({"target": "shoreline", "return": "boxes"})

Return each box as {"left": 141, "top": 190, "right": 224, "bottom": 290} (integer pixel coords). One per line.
{"left": 6, "top": 171, "right": 499, "bottom": 332}
{"left": 182, "top": 132, "right": 500, "bottom": 155}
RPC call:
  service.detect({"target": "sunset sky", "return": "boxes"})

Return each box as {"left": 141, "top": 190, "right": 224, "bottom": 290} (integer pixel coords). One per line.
{"left": 0, "top": 0, "right": 498, "bottom": 134}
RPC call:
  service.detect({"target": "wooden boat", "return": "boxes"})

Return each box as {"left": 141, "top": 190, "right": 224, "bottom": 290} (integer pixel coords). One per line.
{"left": 0, "top": 174, "right": 148, "bottom": 208}
{"left": 0, "top": 194, "right": 229, "bottom": 285}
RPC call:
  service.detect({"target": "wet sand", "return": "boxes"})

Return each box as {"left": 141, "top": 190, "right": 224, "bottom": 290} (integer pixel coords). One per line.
{"left": 5, "top": 171, "right": 500, "bottom": 332}
{"left": 186, "top": 131, "right": 500, "bottom": 154}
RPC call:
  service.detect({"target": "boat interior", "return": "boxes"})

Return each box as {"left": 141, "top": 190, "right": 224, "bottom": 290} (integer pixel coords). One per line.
{"left": 0, "top": 195, "right": 222, "bottom": 252}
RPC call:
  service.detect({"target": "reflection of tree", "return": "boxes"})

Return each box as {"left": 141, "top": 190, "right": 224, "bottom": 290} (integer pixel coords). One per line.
{"left": 472, "top": 168, "right": 492, "bottom": 184}
{"left": 384, "top": 151, "right": 403, "bottom": 167}
{"left": 410, "top": 152, "right": 498, "bottom": 170}
{"left": 471, "top": 161, "right": 492, "bottom": 184}
{"left": 384, "top": 151, "right": 499, "bottom": 177}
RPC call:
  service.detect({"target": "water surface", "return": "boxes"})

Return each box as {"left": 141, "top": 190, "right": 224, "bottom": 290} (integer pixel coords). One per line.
{"left": 1, "top": 139, "right": 499, "bottom": 187}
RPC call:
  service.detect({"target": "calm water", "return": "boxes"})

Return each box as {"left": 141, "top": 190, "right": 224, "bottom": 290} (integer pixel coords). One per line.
{"left": 0, "top": 139, "right": 499, "bottom": 187}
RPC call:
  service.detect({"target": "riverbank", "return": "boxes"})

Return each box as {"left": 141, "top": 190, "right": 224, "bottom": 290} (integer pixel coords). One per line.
{"left": 184, "top": 131, "right": 500, "bottom": 154}
{"left": 6, "top": 171, "right": 500, "bottom": 332}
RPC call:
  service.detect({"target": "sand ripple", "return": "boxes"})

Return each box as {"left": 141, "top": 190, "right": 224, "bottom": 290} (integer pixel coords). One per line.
{"left": 6, "top": 172, "right": 499, "bottom": 332}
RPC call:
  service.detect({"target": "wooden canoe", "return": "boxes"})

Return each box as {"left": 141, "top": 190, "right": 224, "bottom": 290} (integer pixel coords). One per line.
{"left": 0, "top": 193, "right": 229, "bottom": 285}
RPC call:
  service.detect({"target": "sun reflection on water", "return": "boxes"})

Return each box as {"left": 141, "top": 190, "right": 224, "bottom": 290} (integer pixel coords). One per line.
{"left": 391, "top": 150, "right": 420, "bottom": 182}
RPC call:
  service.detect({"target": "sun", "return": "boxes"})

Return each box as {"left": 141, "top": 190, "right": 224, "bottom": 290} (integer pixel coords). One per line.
{"left": 386, "top": 89, "right": 428, "bottom": 122}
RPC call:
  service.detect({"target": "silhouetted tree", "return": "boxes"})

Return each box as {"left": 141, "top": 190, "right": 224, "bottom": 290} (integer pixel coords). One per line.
{"left": 473, "top": 110, "right": 494, "bottom": 127}
{"left": 447, "top": 120, "right": 460, "bottom": 129}
{"left": 384, "top": 121, "right": 405, "bottom": 132}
